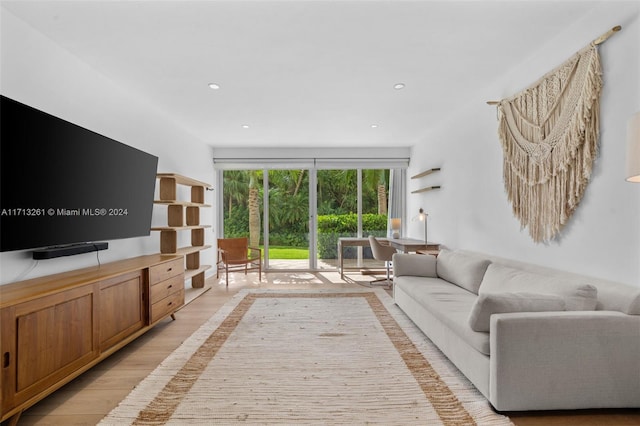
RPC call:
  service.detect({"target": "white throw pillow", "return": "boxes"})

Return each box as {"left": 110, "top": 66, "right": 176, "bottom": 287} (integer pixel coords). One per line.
{"left": 479, "top": 264, "right": 598, "bottom": 311}
{"left": 468, "top": 292, "right": 566, "bottom": 332}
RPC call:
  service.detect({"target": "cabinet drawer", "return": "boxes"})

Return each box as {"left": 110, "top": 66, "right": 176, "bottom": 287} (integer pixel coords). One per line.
{"left": 149, "top": 258, "right": 184, "bottom": 284}
{"left": 150, "top": 274, "right": 183, "bottom": 304}
{"left": 151, "top": 289, "right": 184, "bottom": 323}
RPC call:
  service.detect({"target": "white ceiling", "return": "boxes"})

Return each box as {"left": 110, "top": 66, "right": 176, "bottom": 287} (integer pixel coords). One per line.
{"left": 2, "top": 0, "right": 603, "bottom": 148}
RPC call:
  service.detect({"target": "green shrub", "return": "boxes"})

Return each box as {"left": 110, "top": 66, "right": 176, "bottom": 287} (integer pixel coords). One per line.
{"left": 317, "top": 213, "right": 387, "bottom": 259}
{"left": 224, "top": 205, "right": 250, "bottom": 237}
{"left": 224, "top": 209, "right": 388, "bottom": 258}
{"left": 269, "top": 232, "right": 308, "bottom": 247}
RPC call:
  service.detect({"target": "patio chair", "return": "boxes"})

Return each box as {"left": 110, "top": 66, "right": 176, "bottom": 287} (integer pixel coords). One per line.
{"left": 216, "top": 237, "right": 262, "bottom": 286}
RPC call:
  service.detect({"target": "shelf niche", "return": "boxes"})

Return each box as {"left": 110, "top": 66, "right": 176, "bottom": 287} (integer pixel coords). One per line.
{"left": 152, "top": 173, "right": 212, "bottom": 288}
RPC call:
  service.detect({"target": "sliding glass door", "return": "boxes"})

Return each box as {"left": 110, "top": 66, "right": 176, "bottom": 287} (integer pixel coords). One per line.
{"left": 221, "top": 168, "right": 391, "bottom": 272}
{"left": 267, "top": 169, "right": 310, "bottom": 270}
{"left": 316, "top": 169, "right": 389, "bottom": 271}
{"left": 316, "top": 169, "right": 357, "bottom": 270}
{"left": 221, "top": 169, "right": 264, "bottom": 249}
{"left": 221, "top": 169, "right": 312, "bottom": 270}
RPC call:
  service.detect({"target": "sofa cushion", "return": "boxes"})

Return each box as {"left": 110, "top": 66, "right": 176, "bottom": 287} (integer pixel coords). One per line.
{"left": 436, "top": 249, "right": 491, "bottom": 294}
{"left": 392, "top": 252, "right": 437, "bottom": 278}
{"left": 394, "top": 276, "right": 490, "bottom": 355}
{"left": 468, "top": 292, "right": 566, "bottom": 332}
{"left": 595, "top": 283, "right": 640, "bottom": 315}
{"left": 479, "top": 264, "right": 597, "bottom": 311}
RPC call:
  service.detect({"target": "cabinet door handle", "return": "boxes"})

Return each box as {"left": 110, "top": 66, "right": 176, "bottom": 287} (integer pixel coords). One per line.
{"left": 168, "top": 301, "right": 173, "bottom": 306}
{"left": 3, "top": 352, "right": 9, "bottom": 368}
{"left": 168, "top": 284, "right": 173, "bottom": 289}
{"left": 167, "top": 267, "right": 173, "bottom": 272}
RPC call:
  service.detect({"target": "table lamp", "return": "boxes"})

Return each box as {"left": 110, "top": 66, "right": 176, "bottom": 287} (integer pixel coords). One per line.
{"left": 390, "top": 218, "right": 401, "bottom": 239}
{"left": 418, "top": 208, "right": 428, "bottom": 243}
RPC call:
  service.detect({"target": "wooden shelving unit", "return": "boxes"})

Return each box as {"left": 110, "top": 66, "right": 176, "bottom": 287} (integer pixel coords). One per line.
{"left": 152, "top": 173, "right": 212, "bottom": 288}
{"left": 411, "top": 167, "right": 442, "bottom": 194}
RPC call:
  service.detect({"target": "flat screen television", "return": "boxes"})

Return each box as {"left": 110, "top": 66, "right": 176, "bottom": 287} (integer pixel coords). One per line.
{"left": 0, "top": 95, "right": 159, "bottom": 257}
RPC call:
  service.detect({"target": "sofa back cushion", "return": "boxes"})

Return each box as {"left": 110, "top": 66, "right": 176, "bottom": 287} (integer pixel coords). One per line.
{"left": 595, "top": 283, "right": 640, "bottom": 315}
{"left": 436, "top": 249, "right": 491, "bottom": 294}
{"left": 479, "top": 264, "right": 597, "bottom": 311}
{"left": 392, "top": 252, "right": 437, "bottom": 278}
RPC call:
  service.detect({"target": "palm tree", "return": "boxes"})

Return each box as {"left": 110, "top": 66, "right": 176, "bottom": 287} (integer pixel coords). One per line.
{"left": 317, "top": 169, "right": 356, "bottom": 214}
{"left": 268, "top": 170, "right": 309, "bottom": 230}
{"left": 248, "top": 171, "right": 261, "bottom": 247}
{"left": 292, "top": 169, "right": 305, "bottom": 196}
{"left": 363, "top": 169, "right": 388, "bottom": 215}
{"left": 223, "top": 170, "right": 248, "bottom": 216}
{"left": 377, "top": 182, "right": 388, "bottom": 215}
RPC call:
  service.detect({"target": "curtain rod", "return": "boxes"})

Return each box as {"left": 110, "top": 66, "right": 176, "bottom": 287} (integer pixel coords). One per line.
{"left": 486, "top": 25, "right": 621, "bottom": 106}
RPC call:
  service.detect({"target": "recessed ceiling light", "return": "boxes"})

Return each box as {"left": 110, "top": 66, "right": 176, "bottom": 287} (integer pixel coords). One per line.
{"left": 241, "top": 124, "right": 250, "bottom": 129}
{"left": 208, "top": 83, "right": 220, "bottom": 90}
{"left": 393, "top": 83, "right": 405, "bottom": 90}
{"left": 371, "top": 124, "right": 379, "bottom": 128}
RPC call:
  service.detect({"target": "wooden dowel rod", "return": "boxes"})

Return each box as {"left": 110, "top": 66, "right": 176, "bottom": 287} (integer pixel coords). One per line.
{"left": 487, "top": 25, "right": 621, "bottom": 105}
{"left": 593, "top": 25, "right": 621, "bottom": 45}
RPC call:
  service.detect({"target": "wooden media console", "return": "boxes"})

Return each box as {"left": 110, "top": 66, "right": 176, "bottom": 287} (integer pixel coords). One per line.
{"left": 0, "top": 254, "right": 185, "bottom": 425}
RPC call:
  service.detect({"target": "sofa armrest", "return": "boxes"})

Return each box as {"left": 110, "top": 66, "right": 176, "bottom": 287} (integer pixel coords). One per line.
{"left": 392, "top": 253, "right": 436, "bottom": 277}
{"left": 489, "top": 311, "right": 640, "bottom": 411}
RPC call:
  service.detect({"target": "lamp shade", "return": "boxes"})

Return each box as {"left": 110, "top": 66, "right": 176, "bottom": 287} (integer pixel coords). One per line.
{"left": 626, "top": 112, "right": 640, "bottom": 182}
{"left": 390, "top": 218, "right": 401, "bottom": 230}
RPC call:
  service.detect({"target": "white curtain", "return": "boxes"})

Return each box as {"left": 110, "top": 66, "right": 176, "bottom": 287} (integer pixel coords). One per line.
{"left": 387, "top": 168, "right": 406, "bottom": 237}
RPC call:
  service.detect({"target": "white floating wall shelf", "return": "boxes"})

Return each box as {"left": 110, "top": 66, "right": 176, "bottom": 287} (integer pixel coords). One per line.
{"left": 411, "top": 167, "right": 441, "bottom": 194}
{"left": 411, "top": 185, "right": 441, "bottom": 194}
{"left": 411, "top": 167, "right": 441, "bottom": 180}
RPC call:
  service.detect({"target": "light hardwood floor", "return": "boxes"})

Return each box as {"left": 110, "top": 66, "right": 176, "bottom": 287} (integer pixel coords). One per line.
{"left": 14, "top": 270, "right": 640, "bottom": 426}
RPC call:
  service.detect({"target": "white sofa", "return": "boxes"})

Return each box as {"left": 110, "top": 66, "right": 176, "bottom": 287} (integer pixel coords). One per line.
{"left": 392, "top": 249, "right": 640, "bottom": 412}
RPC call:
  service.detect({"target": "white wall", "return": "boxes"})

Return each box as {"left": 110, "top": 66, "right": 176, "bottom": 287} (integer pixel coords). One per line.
{"left": 3, "top": 3, "right": 639, "bottom": 288}
{"left": 0, "top": 10, "right": 215, "bottom": 284}
{"left": 407, "top": 2, "right": 640, "bottom": 287}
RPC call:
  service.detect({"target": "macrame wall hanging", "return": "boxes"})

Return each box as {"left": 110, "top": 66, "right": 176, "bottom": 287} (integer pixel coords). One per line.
{"left": 489, "top": 26, "right": 620, "bottom": 243}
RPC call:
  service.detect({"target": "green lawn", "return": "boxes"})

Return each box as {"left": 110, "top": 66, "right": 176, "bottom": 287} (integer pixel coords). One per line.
{"left": 264, "top": 246, "right": 309, "bottom": 259}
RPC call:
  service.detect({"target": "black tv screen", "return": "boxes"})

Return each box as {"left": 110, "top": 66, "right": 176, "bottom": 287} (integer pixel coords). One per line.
{"left": 0, "top": 95, "right": 158, "bottom": 253}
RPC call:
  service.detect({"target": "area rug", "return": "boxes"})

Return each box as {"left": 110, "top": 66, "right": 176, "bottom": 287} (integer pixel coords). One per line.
{"left": 100, "top": 289, "right": 513, "bottom": 425}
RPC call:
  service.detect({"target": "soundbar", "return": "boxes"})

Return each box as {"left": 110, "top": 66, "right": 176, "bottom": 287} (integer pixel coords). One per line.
{"left": 32, "top": 242, "right": 108, "bottom": 260}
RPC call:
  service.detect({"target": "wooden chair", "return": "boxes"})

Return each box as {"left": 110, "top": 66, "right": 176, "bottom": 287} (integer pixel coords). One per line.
{"left": 216, "top": 237, "right": 262, "bottom": 286}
